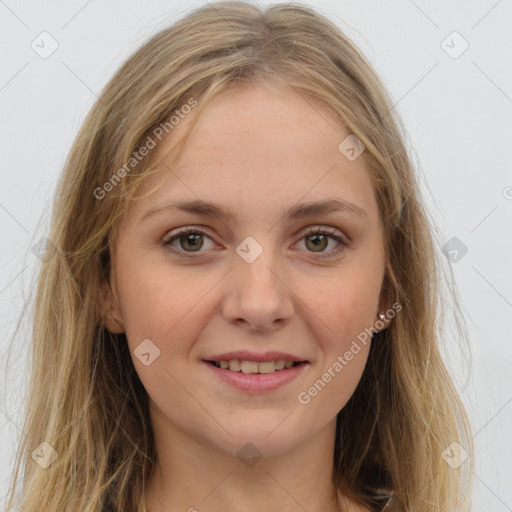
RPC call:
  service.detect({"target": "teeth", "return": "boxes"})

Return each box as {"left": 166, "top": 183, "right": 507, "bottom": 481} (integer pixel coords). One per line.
{"left": 258, "top": 361, "right": 276, "bottom": 374}
{"left": 228, "top": 360, "right": 241, "bottom": 372}
{"left": 241, "top": 360, "right": 259, "bottom": 373}
{"left": 213, "top": 359, "right": 299, "bottom": 373}
{"left": 275, "top": 360, "right": 286, "bottom": 370}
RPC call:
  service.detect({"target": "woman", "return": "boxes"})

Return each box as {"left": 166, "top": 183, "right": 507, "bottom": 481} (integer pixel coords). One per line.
{"left": 5, "top": 2, "right": 473, "bottom": 511}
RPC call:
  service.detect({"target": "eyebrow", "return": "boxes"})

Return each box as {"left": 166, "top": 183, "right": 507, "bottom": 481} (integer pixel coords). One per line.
{"left": 141, "top": 198, "right": 368, "bottom": 223}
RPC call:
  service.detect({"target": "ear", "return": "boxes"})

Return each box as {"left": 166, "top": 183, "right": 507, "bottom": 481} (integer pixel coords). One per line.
{"left": 100, "top": 278, "right": 125, "bottom": 334}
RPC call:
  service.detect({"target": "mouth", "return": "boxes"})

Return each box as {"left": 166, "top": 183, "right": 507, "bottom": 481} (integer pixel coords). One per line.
{"left": 204, "top": 359, "right": 305, "bottom": 374}
{"left": 202, "top": 359, "right": 309, "bottom": 393}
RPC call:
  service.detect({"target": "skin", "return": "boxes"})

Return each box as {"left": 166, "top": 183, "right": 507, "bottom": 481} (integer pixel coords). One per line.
{"left": 103, "top": 80, "right": 392, "bottom": 512}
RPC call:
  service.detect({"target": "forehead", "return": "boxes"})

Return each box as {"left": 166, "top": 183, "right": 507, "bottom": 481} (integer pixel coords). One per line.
{"left": 129, "top": 81, "right": 379, "bottom": 226}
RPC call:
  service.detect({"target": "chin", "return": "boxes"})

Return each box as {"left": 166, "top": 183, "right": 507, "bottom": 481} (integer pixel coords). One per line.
{"left": 209, "top": 415, "right": 307, "bottom": 459}
{"left": 216, "top": 434, "right": 298, "bottom": 461}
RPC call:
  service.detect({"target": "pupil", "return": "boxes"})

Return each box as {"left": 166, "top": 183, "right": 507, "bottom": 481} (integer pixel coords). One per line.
{"left": 307, "top": 234, "right": 326, "bottom": 251}
{"left": 182, "top": 234, "right": 203, "bottom": 251}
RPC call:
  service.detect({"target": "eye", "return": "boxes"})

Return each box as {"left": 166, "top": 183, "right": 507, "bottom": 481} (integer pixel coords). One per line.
{"left": 294, "top": 226, "right": 348, "bottom": 259}
{"left": 162, "top": 225, "right": 348, "bottom": 259}
{"left": 162, "top": 226, "right": 216, "bottom": 257}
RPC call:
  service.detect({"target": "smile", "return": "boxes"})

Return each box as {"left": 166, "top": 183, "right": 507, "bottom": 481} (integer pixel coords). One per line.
{"left": 203, "top": 359, "right": 309, "bottom": 393}
{"left": 207, "top": 359, "right": 299, "bottom": 373}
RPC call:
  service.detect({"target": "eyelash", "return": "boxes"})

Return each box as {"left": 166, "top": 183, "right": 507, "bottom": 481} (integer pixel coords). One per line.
{"left": 162, "top": 226, "right": 348, "bottom": 260}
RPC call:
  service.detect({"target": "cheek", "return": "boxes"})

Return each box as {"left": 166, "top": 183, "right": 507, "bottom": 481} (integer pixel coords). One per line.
{"left": 116, "top": 262, "right": 207, "bottom": 401}
{"left": 292, "top": 269, "right": 378, "bottom": 412}
{"left": 116, "top": 257, "right": 221, "bottom": 385}
{"left": 299, "top": 333, "right": 371, "bottom": 419}
{"left": 299, "top": 269, "right": 382, "bottom": 344}
{"left": 296, "top": 344, "right": 371, "bottom": 431}
{"left": 116, "top": 253, "right": 202, "bottom": 338}
{"left": 327, "top": 345, "right": 370, "bottom": 414}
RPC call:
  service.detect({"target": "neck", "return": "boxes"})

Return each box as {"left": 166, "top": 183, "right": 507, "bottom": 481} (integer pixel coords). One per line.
{"left": 143, "top": 406, "right": 343, "bottom": 512}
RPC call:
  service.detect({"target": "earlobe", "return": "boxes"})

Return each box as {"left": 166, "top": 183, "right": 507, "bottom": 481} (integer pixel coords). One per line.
{"left": 376, "top": 287, "right": 396, "bottom": 331}
{"left": 100, "top": 279, "right": 125, "bottom": 334}
{"left": 108, "top": 314, "right": 125, "bottom": 334}
{"left": 376, "top": 311, "right": 391, "bottom": 332}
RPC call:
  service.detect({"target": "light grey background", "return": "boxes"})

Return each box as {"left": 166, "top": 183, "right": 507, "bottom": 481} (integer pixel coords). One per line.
{"left": 1, "top": 1, "right": 511, "bottom": 510}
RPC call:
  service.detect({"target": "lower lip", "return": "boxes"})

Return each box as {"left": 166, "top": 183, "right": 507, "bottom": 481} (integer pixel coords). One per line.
{"left": 203, "top": 361, "right": 309, "bottom": 392}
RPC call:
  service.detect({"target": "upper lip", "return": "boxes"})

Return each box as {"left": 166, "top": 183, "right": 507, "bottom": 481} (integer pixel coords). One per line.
{"left": 204, "top": 351, "right": 308, "bottom": 363}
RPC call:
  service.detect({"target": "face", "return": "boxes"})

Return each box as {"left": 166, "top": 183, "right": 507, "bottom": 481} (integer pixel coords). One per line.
{"left": 104, "top": 81, "right": 390, "bottom": 458}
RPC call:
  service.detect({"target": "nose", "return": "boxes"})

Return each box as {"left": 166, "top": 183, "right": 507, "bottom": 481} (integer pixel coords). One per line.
{"left": 221, "top": 246, "right": 294, "bottom": 332}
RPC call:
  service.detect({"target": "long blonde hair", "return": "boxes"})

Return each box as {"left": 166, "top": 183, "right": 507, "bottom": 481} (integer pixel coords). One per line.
{"left": 4, "top": 2, "right": 473, "bottom": 511}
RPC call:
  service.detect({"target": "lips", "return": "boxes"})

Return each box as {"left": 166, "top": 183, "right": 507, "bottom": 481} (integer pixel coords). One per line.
{"left": 202, "top": 351, "right": 310, "bottom": 392}
{"left": 203, "top": 351, "right": 308, "bottom": 375}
